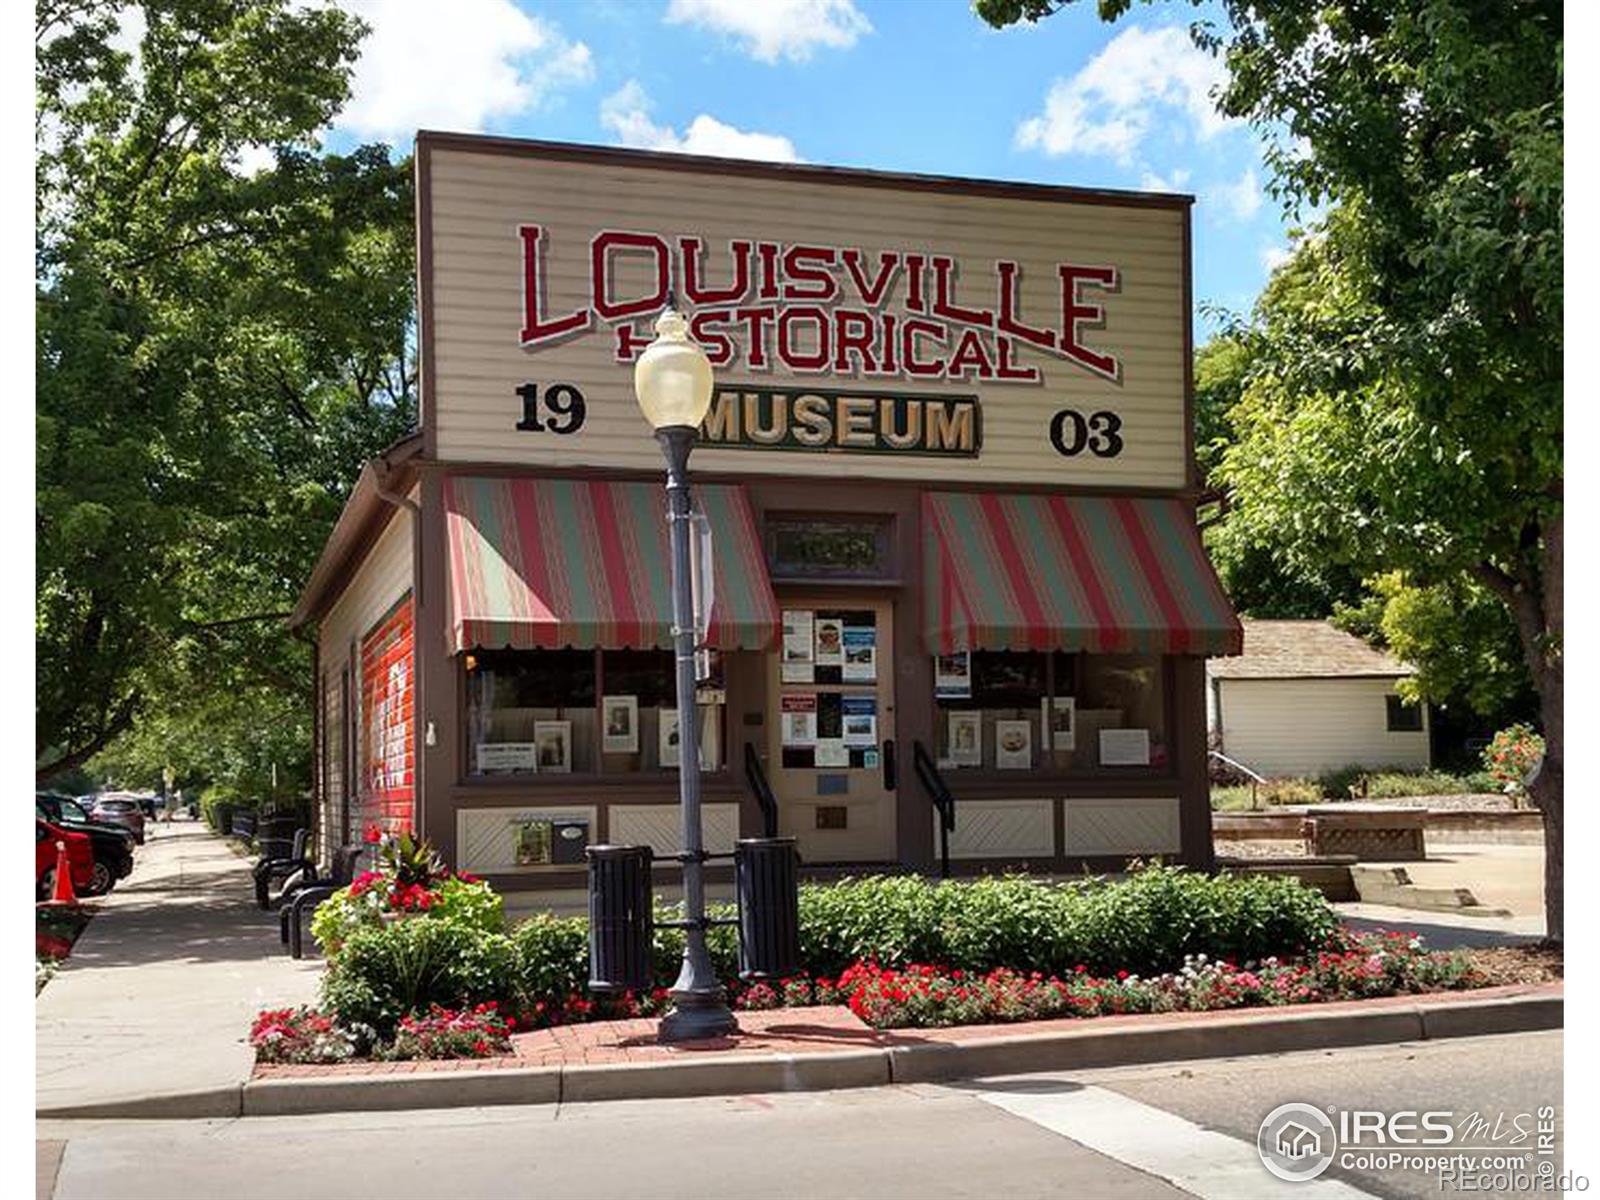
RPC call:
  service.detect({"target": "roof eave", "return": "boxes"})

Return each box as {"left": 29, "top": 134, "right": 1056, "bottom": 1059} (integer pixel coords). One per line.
{"left": 289, "top": 433, "right": 423, "bottom": 631}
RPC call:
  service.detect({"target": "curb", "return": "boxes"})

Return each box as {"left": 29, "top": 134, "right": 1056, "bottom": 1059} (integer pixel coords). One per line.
{"left": 37, "top": 986, "right": 1561, "bottom": 1120}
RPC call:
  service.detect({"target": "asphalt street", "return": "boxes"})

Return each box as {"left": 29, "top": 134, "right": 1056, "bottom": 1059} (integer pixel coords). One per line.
{"left": 36, "top": 1030, "right": 1565, "bottom": 1200}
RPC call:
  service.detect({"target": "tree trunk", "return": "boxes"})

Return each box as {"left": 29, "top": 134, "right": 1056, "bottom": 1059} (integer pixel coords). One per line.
{"left": 1529, "top": 511, "right": 1563, "bottom": 944}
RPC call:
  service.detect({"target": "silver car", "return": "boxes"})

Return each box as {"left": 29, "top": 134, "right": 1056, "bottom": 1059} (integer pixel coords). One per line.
{"left": 88, "top": 795, "right": 146, "bottom": 844}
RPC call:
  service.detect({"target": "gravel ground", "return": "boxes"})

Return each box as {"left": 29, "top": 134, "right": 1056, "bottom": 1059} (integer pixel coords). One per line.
{"left": 1339, "top": 793, "right": 1519, "bottom": 811}
{"left": 1214, "top": 838, "right": 1308, "bottom": 859}
{"left": 1467, "top": 942, "right": 1562, "bottom": 984}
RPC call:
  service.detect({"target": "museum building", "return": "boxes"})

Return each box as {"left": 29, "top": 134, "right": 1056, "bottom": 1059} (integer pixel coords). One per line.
{"left": 290, "top": 131, "right": 1244, "bottom": 896}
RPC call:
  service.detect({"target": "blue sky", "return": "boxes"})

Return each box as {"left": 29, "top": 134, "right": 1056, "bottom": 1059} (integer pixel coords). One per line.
{"left": 321, "top": 0, "right": 1303, "bottom": 338}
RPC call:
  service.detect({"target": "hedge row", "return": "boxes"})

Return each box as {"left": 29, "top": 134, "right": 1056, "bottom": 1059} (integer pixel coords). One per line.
{"left": 319, "top": 867, "right": 1340, "bottom": 1036}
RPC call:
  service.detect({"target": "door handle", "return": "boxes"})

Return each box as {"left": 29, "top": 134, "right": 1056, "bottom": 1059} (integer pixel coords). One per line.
{"left": 882, "top": 739, "right": 897, "bottom": 791}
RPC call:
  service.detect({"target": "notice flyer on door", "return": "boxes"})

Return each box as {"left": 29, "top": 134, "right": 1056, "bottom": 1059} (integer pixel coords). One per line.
{"left": 781, "top": 693, "right": 818, "bottom": 746}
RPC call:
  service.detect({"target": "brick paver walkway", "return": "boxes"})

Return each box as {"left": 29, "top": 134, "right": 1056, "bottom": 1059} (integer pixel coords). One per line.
{"left": 251, "top": 982, "right": 1554, "bottom": 1080}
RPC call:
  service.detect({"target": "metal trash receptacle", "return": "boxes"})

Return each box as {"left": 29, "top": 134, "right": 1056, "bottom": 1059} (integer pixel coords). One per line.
{"left": 586, "top": 844, "right": 653, "bottom": 994}
{"left": 735, "top": 837, "right": 801, "bottom": 980}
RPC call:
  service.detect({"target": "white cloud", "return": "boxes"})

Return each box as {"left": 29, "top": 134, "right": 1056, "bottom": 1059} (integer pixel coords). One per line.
{"left": 1015, "top": 25, "right": 1232, "bottom": 163}
{"left": 334, "top": 0, "right": 594, "bottom": 141}
{"left": 1260, "top": 243, "right": 1292, "bottom": 272}
{"left": 1206, "top": 166, "right": 1261, "bottom": 220}
{"left": 599, "top": 81, "right": 801, "bottom": 162}
{"left": 1139, "top": 167, "right": 1191, "bottom": 193}
{"left": 665, "top": 0, "right": 870, "bottom": 64}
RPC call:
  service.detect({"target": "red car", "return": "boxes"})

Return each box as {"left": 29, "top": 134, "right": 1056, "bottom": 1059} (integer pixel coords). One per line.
{"left": 37, "top": 819, "right": 94, "bottom": 901}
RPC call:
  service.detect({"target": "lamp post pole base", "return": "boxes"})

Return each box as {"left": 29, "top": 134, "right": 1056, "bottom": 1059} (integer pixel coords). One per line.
{"left": 658, "top": 992, "right": 739, "bottom": 1043}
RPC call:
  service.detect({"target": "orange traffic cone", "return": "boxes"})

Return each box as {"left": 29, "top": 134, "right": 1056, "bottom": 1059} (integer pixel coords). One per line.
{"left": 51, "top": 841, "right": 78, "bottom": 904}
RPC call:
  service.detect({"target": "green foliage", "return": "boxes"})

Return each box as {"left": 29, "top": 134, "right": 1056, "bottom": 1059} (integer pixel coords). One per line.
{"left": 311, "top": 875, "right": 504, "bottom": 958}
{"left": 1483, "top": 724, "right": 1545, "bottom": 795}
{"left": 1332, "top": 573, "right": 1534, "bottom": 719}
{"left": 319, "top": 919, "right": 514, "bottom": 1037}
{"left": 36, "top": 2, "right": 416, "bottom": 791}
{"left": 499, "top": 868, "right": 1339, "bottom": 1013}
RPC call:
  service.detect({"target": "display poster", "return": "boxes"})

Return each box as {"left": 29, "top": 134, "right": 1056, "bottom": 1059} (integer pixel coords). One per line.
{"left": 477, "top": 742, "right": 537, "bottom": 774}
{"left": 1042, "top": 696, "right": 1076, "bottom": 751}
{"left": 934, "top": 652, "right": 972, "bottom": 699}
{"left": 534, "top": 721, "right": 572, "bottom": 772}
{"left": 602, "top": 694, "right": 639, "bottom": 754}
{"left": 783, "top": 610, "right": 814, "bottom": 666}
{"left": 814, "top": 616, "right": 845, "bottom": 667}
{"left": 841, "top": 695, "right": 878, "bottom": 746}
{"left": 781, "top": 694, "right": 818, "bottom": 746}
{"left": 514, "top": 821, "right": 552, "bottom": 866}
{"left": 815, "top": 739, "right": 849, "bottom": 767}
{"left": 659, "top": 708, "right": 681, "bottom": 768}
{"left": 781, "top": 662, "right": 815, "bottom": 684}
{"left": 842, "top": 626, "right": 877, "bottom": 682}
{"left": 948, "top": 712, "right": 982, "bottom": 766}
{"left": 1099, "top": 728, "right": 1151, "bottom": 766}
{"left": 995, "top": 719, "right": 1032, "bottom": 770}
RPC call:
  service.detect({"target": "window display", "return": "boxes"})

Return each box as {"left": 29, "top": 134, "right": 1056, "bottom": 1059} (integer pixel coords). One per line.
{"left": 465, "top": 648, "right": 724, "bottom": 776}
{"left": 934, "top": 650, "right": 1167, "bottom": 773}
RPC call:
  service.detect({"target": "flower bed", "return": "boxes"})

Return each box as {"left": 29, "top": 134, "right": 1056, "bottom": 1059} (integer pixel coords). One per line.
{"left": 252, "top": 838, "right": 1505, "bottom": 1064}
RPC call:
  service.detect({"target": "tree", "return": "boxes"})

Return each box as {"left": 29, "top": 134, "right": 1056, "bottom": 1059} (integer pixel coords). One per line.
{"left": 36, "top": 1, "right": 416, "bottom": 791}
{"left": 977, "top": 0, "right": 1563, "bottom": 940}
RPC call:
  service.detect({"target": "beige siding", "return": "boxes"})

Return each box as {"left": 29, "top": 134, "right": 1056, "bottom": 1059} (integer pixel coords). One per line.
{"left": 1215, "top": 678, "right": 1430, "bottom": 778}
{"left": 425, "top": 147, "right": 1189, "bottom": 487}
{"left": 316, "top": 497, "right": 416, "bottom": 850}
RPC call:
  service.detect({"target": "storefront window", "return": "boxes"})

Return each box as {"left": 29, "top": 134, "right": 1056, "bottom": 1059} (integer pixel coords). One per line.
{"left": 934, "top": 650, "right": 1168, "bottom": 773}
{"left": 465, "top": 648, "right": 724, "bottom": 777}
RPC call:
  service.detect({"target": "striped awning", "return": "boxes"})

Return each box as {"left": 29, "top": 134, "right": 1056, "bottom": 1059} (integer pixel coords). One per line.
{"left": 923, "top": 492, "right": 1243, "bottom": 657}
{"left": 444, "top": 476, "right": 780, "bottom": 653}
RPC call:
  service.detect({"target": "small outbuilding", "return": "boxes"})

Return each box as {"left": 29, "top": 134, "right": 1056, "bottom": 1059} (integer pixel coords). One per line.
{"left": 1206, "top": 619, "right": 1429, "bottom": 778}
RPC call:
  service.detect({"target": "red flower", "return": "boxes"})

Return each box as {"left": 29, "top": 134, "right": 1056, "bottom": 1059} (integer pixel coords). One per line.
{"left": 363, "top": 823, "right": 383, "bottom": 845}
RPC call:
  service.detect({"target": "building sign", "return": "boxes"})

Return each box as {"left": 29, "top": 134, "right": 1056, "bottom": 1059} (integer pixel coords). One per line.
{"left": 420, "top": 136, "right": 1191, "bottom": 487}
{"left": 360, "top": 594, "right": 414, "bottom": 830}
{"left": 702, "top": 386, "right": 979, "bottom": 456}
{"left": 519, "top": 225, "right": 1120, "bottom": 384}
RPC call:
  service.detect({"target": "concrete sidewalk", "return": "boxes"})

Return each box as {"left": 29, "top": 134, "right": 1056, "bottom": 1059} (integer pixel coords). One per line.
{"left": 36, "top": 821, "right": 322, "bottom": 1116}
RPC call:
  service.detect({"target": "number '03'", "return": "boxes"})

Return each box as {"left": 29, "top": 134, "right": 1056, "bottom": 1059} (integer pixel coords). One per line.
{"left": 516, "top": 383, "right": 587, "bottom": 434}
{"left": 1050, "top": 408, "right": 1123, "bottom": 458}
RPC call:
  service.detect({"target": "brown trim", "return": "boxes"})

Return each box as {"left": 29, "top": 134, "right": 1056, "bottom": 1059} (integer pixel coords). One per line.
{"left": 1209, "top": 672, "right": 1415, "bottom": 682}
{"left": 428, "top": 457, "right": 1200, "bottom": 501}
{"left": 1182, "top": 208, "right": 1198, "bottom": 491}
{"left": 290, "top": 435, "right": 422, "bottom": 628}
{"left": 417, "top": 468, "right": 454, "bottom": 862}
{"left": 416, "top": 139, "right": 438, "bottom": 462}
{"left": 416, "top": 130, "right": 1195, "bottom": 213}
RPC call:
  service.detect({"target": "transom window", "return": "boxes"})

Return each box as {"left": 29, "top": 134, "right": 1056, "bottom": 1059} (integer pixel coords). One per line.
{"left": 765, "top": 515, "right": 893, "bottom": 580}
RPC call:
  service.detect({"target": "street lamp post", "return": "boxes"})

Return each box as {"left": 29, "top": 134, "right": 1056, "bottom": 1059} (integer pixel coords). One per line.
{"left": 633, "top": 302, "right": 738, "bottom": 1043}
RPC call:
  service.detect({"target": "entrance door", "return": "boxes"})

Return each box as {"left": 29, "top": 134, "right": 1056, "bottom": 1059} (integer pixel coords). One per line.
{"left": 767, "top": 596, "right": 897, "bottom": 862}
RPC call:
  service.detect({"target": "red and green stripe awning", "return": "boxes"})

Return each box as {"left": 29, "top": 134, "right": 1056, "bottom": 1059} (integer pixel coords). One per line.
{"left": 444, "top": 476, "right": 779, "bottom": 653}
{"left": 923, "top": 492, "right": 1243, "bottom": 657}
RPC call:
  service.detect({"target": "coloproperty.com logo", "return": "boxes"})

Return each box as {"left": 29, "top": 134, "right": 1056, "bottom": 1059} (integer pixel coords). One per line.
{"left": 1257, "top": 1102, "right": 1576, "bottom": 1190}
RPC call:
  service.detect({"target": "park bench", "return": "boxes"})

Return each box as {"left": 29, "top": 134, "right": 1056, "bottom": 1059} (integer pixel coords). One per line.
{"left": 278, "top": 844, "right": 365, "bottom": 959}
{"left": 253, "top": 828, "right": 314, "bottom": 910}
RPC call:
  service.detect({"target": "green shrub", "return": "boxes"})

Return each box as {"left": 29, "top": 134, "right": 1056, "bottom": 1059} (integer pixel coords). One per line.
{"left": 1316, "top": 764, "right": 1372, "bottom": 799}
{"left": 1363, "top": 770, "right": 1490, "bottom": 798}
{"left": 320, "top": 918, "right": 514, "bottom": 1037}
{"left": 312, "top": 875, "right": 505, "bottom": 957}
{"left": 446, "top": 866, "right": 1343, "bottom": 1027}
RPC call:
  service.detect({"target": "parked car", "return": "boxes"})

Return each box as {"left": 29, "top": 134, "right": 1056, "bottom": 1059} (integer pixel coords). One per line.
{"left": 36, "top": 793, "right": 135, "bottom": 896}
{"left": 87, "top": 795, "right": 146, "bottom": 845}
{"left": 36, "top": 818, "right": 94, "bottom": 901}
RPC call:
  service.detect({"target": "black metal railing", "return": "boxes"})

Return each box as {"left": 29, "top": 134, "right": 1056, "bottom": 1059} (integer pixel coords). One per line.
{"left": 913, "top": 740, "right": 956, "bottom": 879}
{"left": 744, "top": 741, "right": 780, "bottom": 839}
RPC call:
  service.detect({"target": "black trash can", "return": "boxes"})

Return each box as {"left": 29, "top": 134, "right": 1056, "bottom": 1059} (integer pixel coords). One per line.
{"left": 586, "top": 844, "right": 654, "bottom": 994}
{"left": 258, "top": 816, "right": 299, "bottom": 862}
{"left": 735, "top": 837, "right": 801, "bottom": 980}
